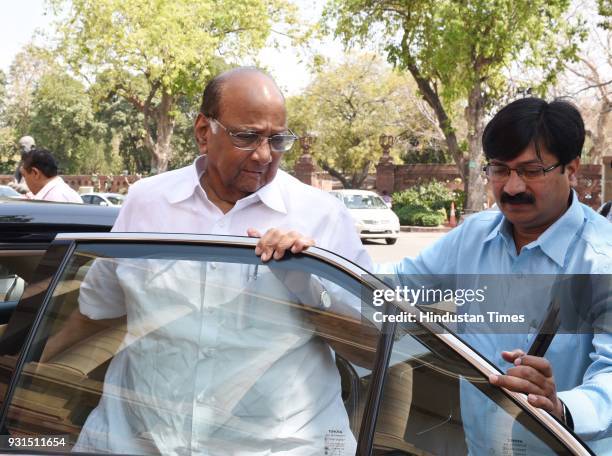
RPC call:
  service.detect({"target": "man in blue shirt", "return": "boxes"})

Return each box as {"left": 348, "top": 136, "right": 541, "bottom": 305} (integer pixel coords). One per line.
{"left": 256, "top": 97, "right": 612, "bottom": 453}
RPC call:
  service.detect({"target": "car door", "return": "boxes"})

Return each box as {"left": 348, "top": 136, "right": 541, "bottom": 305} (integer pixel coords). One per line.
{"left": 0, "top": 233, "right": 593, "bottom": 455}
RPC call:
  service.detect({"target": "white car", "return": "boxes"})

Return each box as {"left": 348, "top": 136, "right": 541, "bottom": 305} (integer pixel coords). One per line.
{"left": 330, "top": 189, "right": 400, "bottom": 244}
{"left": 80, "top": 192, "right": 125, "bottom": 206}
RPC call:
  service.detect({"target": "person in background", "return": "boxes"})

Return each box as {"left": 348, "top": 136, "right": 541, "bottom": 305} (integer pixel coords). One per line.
{"left": 20, "top": 148, "right": 83, "bottom": 203}
{"left": 380, "top": 189, "right": 393, "bottom": 208}
{"left": 9, "top": 136, "right": 36, "bottom": 194}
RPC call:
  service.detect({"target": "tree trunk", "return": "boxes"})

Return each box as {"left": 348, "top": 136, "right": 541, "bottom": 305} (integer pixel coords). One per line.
{"left": 464, "top": 83, "right": 487, "bottom": 212}
{"left": 149, "top": 92, "right": 176, "bottom": 174}
{"left": 404, "top": 61, "right": 466, "bottom": 180}
{"left": 590, "top": 98, "right": 611, "bottom": 164}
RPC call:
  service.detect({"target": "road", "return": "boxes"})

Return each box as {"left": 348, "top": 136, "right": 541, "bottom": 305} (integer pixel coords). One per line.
{"left": 363, "top": 231, "right": 446, "bottom": 264}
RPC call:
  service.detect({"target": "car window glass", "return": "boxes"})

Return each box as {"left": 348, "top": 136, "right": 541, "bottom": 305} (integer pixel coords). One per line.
{"left": 81, "top": 195, "right": 91, "bottom": 204}
{"left": 92, "top": 196, "right": 103, "bottom": 205}
{"left": 3, "top": 242, "right": 381, "bottom": 454}
{"left": 372, "top": 323, "right": 571, "bottom": 455}
{"left": 343, "top": 195, "right": 388, "bottom": 209}
{"left": 107, "top": 196, "right": 123, "bottom": 205}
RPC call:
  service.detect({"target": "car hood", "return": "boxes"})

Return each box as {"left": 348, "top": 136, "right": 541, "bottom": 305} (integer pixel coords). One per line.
{"left": 347, "top": 208, "right": 398, "bottom": 222}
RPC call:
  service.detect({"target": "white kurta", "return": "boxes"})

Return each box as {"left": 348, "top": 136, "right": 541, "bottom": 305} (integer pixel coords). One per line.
{"left": 74, "top": 156, "right": 371, "bottom": 455}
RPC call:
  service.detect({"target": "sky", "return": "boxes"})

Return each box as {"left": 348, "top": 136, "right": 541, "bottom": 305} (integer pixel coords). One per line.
{"left": 0, "top": 0, "right": 343, "bottom": 96}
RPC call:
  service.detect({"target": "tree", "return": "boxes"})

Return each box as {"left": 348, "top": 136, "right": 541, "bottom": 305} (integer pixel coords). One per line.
{"left": 557, "top": 1, "right": 612, "bottom": 164}
{"left": 287, "top": 54, "right": 442, "bottom": 188}
{"left": 50, "top": 0, "right": 296, "bottom": 173}
{"left": 326, "top": 0, "right": 584, "bottom": 210}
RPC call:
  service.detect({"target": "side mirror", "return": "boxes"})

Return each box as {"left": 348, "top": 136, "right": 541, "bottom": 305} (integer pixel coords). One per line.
{"left": 99, "top": 201, "right": 109, "bottom": 207}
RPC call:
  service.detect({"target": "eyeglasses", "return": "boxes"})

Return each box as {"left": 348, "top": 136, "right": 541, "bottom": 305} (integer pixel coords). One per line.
{"left": 483, "top": 162, "right": 563, "bottom": 182}
{"left": 209, "top": 118, "right": 298, "bottom": 153}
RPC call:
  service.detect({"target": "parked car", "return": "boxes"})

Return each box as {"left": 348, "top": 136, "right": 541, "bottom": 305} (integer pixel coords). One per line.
{"left": 80, "top": 192, "right": 125, "bottom": 206}
{"left": 330, "top": 189, "right": 400, "bottom": 245}
{"left": 0, "top": 201, "right": 594, "bottom": 455}
{"left": 0, "top": 185, "right": 22, "bottom": 200}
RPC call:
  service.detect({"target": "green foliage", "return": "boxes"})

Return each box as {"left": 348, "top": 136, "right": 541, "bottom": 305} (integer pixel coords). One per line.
{"left": 286, "top": 53, "right": 441, "bottom": 188}
{"left": 392, "top": 181, "right": 463, "bottom": 226}
{"left": 49, "top": 0, "right": 296, "bottom": 172}
{"left": 326, "top": 0, "right": 580, "bottom": 104}
{"left": 395, "top": 205, "right": 446, "bottom": 227}
{"left": 324, "top": 0, "right": 583, "bottom": 209}
{"left": 0, "top": 127, "right": 20, "bottom": 175}
{"left": 599, "top": 0, "right": 612, "bottom": 29}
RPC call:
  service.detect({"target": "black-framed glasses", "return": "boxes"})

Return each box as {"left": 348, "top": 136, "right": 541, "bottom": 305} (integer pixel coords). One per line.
{"left": 483, "top": 162, "right": 563, "bottom": 182}
{"left": 210, "top": 118, "right": 298, "bottom": 153}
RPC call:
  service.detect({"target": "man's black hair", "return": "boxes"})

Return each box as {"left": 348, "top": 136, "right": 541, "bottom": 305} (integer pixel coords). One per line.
{"left": 482, "top": 97, "right": 585, "bottom": 166}
{"left": 22, "top": 148, "right": 58, "bottom": 178}
{"left": 199, "top": 67, "right": 282, "bottom": 119}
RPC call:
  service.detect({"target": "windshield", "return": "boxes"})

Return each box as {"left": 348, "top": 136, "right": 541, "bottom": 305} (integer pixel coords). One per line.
{"left": 341, "top": 194, "right": 388, "bottom": 209}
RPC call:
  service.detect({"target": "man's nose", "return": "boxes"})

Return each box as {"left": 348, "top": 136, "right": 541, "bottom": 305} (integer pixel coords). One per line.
{"left": 502, "top": 170, "right": 527, "bottom": 195}
{"left": 250, "top": 138, "right": 272, "bottom": 165}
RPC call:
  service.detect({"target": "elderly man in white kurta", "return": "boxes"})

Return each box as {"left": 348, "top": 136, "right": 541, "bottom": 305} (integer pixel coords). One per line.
{"left": 69, "top": 67, "right": 372, "bottom": 455}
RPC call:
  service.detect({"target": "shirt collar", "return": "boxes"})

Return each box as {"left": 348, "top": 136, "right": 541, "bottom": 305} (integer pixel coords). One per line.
{"left": 252, "top": 172, "right": 287, "bottom": 214}
{"left": 483, "top": 190, "right": 584, "bottom": 266}
{"left": 35, "top": 176, "right": 61, "bottom": 199}
{"left": 164, "top": 157, "right": 202, "bottom": 204}
{"left": 165, "top": 155, "right": 287, "bottom": 214}
{"left": 533, "top": 190, "right": 584, "bottom": 267}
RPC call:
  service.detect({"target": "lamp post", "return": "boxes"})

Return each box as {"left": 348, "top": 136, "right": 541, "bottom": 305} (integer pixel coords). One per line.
{"left": 379, "top": 134, "right": 395, "bottom": 161}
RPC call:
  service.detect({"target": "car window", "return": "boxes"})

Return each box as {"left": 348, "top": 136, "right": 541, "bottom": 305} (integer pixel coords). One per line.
{"left": 372, "top": 324, "right": 573, "bottom": 455}
{"left": 1, "top": 241, "right": 381, "bottom": 454}
{"left": 81, "top": 195, "right": 92, "bottom": 204}
{"left": 91, "top": 196, "right": 104, "bottom": 205}
{"left": 106, "top": 196, "right": 123, "bottom": 205}
{"left": 342, "top": 195, "right": 388, "bottom": 210}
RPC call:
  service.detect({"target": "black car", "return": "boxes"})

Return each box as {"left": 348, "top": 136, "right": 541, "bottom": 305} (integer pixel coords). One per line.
{"left": 0, "top": 201, "right": 593, "bottom": 455}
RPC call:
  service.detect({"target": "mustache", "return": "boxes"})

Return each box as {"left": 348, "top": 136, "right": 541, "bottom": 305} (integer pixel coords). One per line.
{"left": 500, "top": 192, "right": 535, "bottom": 204}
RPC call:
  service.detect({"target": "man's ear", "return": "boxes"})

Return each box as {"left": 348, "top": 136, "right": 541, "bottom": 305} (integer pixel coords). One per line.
{"left": 566, "top": 157, "right": 580, "bottom": 187}
{"left": 194, "top": 113, "right": 210, "bottom": 155}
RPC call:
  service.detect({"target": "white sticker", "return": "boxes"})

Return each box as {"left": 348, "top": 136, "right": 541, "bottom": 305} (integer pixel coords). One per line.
{"left": 324, "top": 429, "right": 345, "bottom": 456}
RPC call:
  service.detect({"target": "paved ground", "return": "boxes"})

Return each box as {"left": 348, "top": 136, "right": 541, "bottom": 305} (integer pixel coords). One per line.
{"left": 363, "top": 231, "right": 447, "bottom": 263}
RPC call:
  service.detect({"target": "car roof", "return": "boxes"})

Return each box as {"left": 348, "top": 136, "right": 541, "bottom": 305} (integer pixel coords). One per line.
{"left": 330, "top": 189, "right": 379, "bottom": 196}
{"left": 0, "top": 200, "right": 119, "bottom": 242}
